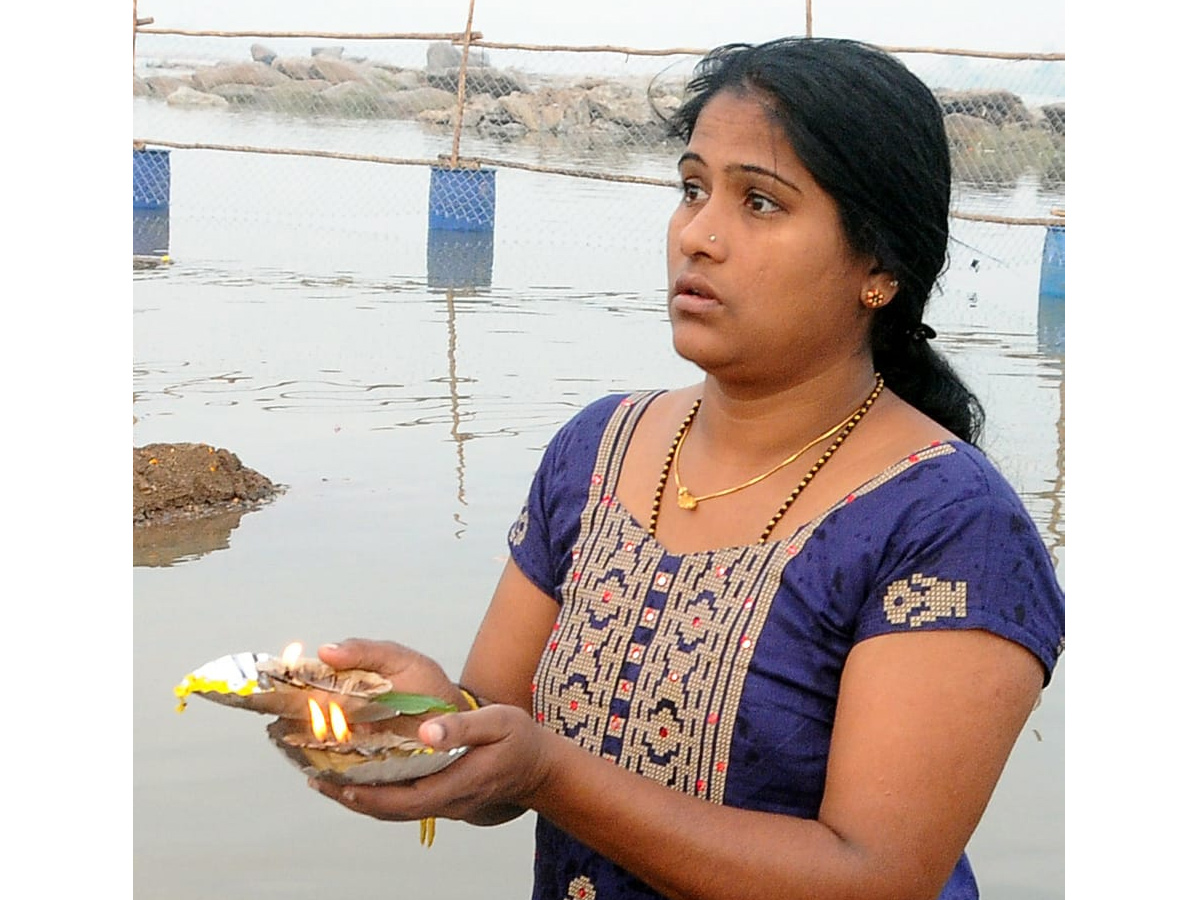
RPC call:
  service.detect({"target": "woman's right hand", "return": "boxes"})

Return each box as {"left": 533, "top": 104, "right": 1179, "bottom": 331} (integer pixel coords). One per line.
{"left": 316, "top": 638, "right": 466, "bottom": 710}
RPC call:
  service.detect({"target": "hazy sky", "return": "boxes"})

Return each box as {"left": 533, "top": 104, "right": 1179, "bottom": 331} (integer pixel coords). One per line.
{"left": 142, "top": 0, "right": 1065, "bottom": 54}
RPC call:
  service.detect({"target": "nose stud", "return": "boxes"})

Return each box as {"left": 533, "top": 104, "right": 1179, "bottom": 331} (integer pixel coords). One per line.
{"left": 708, "top": 234, "right": 717, "bottom": 243}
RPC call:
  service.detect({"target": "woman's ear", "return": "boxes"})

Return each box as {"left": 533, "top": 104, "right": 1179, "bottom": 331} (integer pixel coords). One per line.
{"left": 859, "top": 273, "right": 900, "bottom": 310}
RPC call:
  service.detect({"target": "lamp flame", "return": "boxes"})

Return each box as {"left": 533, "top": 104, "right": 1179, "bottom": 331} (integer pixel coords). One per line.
{"left": 329, "top": 701, "right": 350, "bottom": 743}
{"left": 281, "top": 642, "right": 303, "bottom": 670}
{"left": 308, "top": 698, "right": 329, "bottom": 741}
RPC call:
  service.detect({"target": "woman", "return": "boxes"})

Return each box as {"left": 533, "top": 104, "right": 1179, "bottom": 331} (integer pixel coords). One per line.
{"left": 311, "top": 37, "right": 1065, "bottom": 900}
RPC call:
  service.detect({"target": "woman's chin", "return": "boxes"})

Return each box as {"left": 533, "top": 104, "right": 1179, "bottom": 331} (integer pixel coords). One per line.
{"left": 670, "top": 331, "right": 723, "bottom": 371}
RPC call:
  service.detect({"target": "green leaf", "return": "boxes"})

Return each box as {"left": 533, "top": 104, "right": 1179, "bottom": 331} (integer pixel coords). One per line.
{"left": 371, "top": 692, "right": 459, "bottom": 715}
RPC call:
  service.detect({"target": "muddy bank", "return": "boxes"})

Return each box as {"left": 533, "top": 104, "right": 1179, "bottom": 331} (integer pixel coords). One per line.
{"left": 133, "top": 442, "right": 283, "bottom": 527}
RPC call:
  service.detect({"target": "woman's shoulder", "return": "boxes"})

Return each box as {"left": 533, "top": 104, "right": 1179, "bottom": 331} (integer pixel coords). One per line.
{"left": 844, "top": 437, "right": 1026, "bottom": 515}
{"left": 820, "top": 439, "right": 1065, "bottom": 682}
{"left": 547, "top": 390, "right": 672, "bottom": 451}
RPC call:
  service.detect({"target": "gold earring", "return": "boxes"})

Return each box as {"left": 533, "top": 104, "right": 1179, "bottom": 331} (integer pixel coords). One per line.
{"left": 863, "top": 288, "right": 887, "bottom": 309}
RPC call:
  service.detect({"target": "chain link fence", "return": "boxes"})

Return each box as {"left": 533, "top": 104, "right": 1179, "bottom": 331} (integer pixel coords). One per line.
{"left": 132, "top": 3, "right": 1064, "bottom": 272}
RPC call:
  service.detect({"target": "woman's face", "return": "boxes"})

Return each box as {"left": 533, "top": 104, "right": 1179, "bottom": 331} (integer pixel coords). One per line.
{"left": 666, "top": 90, "right": 884, "bottom": 389}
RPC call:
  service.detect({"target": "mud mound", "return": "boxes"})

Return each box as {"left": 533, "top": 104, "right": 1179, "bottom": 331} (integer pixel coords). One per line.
{"left": 134, "top": 443, "right": 283, "bottom": 526}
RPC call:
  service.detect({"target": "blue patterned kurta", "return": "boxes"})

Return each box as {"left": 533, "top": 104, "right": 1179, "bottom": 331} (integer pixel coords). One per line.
{"left": 508, "top": 392, "right": 1065, "bottom": 900}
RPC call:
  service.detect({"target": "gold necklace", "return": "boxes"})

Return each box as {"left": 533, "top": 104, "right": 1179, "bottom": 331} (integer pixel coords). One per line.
{"left": 648, "top": 374, "right": 885, "bottom": 543}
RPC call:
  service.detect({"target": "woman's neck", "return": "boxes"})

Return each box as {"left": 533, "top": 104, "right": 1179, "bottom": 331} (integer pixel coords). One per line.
{"left": 691, "top": 363, "right": 882, "bottom": 467}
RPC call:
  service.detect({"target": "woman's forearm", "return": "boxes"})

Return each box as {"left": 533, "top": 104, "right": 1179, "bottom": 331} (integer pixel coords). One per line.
{"left": 525, "top": 729, "right": 881, "bottom": 900}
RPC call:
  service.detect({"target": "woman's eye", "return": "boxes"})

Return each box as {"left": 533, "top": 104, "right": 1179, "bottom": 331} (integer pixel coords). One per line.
{"left": 747, "top": 192, "right": 781, "bottom": 214}
{"left": 680, "top": 181, "right": 707, "bottom": 204}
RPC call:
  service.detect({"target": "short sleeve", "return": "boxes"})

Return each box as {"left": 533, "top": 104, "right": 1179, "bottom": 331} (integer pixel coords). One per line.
{"left": 854, "top": 453, "right": 1065, "bottom": 685}
{"left": 507, "top": 395, "right": 627, "bottom": 602}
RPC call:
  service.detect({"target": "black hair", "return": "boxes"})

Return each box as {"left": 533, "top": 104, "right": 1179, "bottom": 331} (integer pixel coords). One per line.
{"left": 668, "top": 37, "right": 985, "bottom": 444}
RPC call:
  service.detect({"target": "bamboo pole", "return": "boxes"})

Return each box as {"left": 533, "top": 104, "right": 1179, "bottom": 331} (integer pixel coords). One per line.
{"left": 806, "top": 0, "right": 813, "bottom": 38}
{"left": 130, "top": 139, "right": 1063, "bottom": 226}
{"left": 450, "top": 0, "right": 478, "bottom": 168}
{"left": 453, "top": 40, "right": 1062, "bottom": 62}
{"left": 878, "top": 45, "right": 1063, "bottom": 61}
{"left": 950, "top": 210, "right": 1065, "bottom": 227}
{"left": 134, "top": 27, "right": 1061, "bottom": 62}
{"left": 462, "top": 41, "right": 707, "bottom": 56}
{"left": 132, "top": 139, "right": 444, "bottom": 169}
{"left": 136, "top": 28, "right": 483, "bottom": 41}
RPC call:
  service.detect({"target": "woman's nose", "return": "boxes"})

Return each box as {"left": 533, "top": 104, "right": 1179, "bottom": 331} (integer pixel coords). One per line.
{"left": 675, "top": 207, "right": 724, "bottom": 259}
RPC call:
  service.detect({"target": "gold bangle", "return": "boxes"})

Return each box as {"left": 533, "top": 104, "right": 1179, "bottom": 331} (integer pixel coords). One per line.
{"left": 419, "top": 816, "right": 435, "bottom": 847}
{"left": 417, "top": 688, "right": 478, "bottom": 848}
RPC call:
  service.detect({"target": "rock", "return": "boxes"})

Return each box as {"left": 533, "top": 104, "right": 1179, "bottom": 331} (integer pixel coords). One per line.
{"left": 378, "top": 86, "right": 458, "bottom": 117}
{"left": 943, "top": 112, "right": 1001, "bottom": 148}
{"left": 272, "top": 56, "right": 317, "bottom": 80}
{"left": 544, "top": 88, "right": 593, "bottom": 134}
{"left": 133, "top": 443, "right": 281, "bottom": 526}
{"left": 364, "top": 66, "right": 422, "bottom": 92}
{"left": 499, "top": 94, "right": 544, "bottom": 131}
{"left": 462, "top": 95, "right": 498, "bottom": 128}
{"left": 143, "top": 74, "right": 191, "bottom": 98}
{"left": 319, "top": 81, "right": 386, "bottom": 116}
{"left": 427, "top": 67, "right": 527, "bottom": 98}
{"left": 936, "top": 89, "right": 1031, "bottom": 127}
{"left": 417, "top": 107, "right": 455, "bottom": 126}
{"left": 311, "top": 56, "right": 369, "bottom": 85}
{"left": 210, "top": 84, "right": 266, "bottom": 106}
{"left": 251, "top": 43, "right": 277, "bottom": 65}
{"left": 1041, "top": 102, "right": 1065, "bottom": 135}
{"left": 479, "top": 119, "right": 528, "bottom": 141}
{"left": 166, "top": 85, "right": 230, "bottom": 108}
{"left": 263, "top": 80, "right": 328, "bottom": 113}
{"left": 312, "top": 45, "right": 344, "bottom": 58}
{"left": 192, "top": 61, "right": 289, "bottom": 91}
{"left": 133, "top": 76, "right": 153, "bottom": 97}
{"left": 426, "top": 41, "right": 488, "bottom": 72}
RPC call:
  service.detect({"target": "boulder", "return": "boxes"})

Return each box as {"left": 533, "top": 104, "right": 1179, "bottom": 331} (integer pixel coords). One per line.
{"left": 250, "top": 43, "right": 277, "bottom": 65}
{"left": 166, "top": 85, "right": 230, "bottom": 108}
{"left": 1041, "top": 102, "right": 1065, "bottom": 135}
{"left": 311, "top": 45, "right": 344, "bottom": 58}
{"left": 943, "top": 112, "right": 1001, "bottom": 148}
{"left": 426, "top": 40, "right": 488, "bottom": 72}
{"left": 319, "top": 81, "right": 386, "bottom": 116}
{"left": 498, "top": 93, "right": 544, "bottom": 131}
{"left": 192, "top": 61, "right": 289, "bottom": 92}
{"left": 479, "top": 119, "right": 528, "bottom": 141}
{"left": 364, "top": 66, "right": 423, "bottom": 92}
{"left": 427, "top": 67, "right": 527, "bottom": 98}
{"left": 143, "top": 74, "right": 191, "bottom": 98}
{"left": 417, "top": 108, "right": 455, "bottom": 126}
{"left": 377, "top": 86, "right": 458, "bottom": 117}
{"left": 272, "top": 56, "right": 317, "bottom": 80}
{"left": 210, "top": 84, "right": 266, "bottom": 106}
{"left": 587, "top": 83, "right": 655, "bottom": 128}
{"left": 263, "top": 80, "right": 328, "bottom": 113}
{"left": 936, "top": 89, "right": 1031, "bottom": 127}
{"left": 311, "top": 56, "right": 369, "bottom": 85}
{"left": 544, "top": 88, "right": 593, "bottom": 134}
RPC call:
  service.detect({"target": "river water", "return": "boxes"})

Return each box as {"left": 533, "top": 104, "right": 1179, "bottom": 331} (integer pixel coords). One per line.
{"left": 133, "top": 101, "right": 1065, "bottom": 899}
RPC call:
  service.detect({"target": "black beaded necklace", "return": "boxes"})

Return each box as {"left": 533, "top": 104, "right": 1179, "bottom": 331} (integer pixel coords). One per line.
{"left": 647, "top": 374, "right": 885, "bottom": 544}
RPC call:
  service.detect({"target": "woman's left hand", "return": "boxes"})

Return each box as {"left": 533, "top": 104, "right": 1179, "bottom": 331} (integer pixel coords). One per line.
{"left": 307, "top": 703, "right": 554, "bottom": 827}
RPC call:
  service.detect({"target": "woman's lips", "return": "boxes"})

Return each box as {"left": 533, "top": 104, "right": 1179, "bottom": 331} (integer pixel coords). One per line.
{"left": 671, "top": 274, "right": 722, "bottom": 314}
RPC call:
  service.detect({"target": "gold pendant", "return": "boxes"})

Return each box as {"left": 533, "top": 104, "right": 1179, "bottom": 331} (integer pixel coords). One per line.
{"left": 677, "top": 487, "right": 698, "bottom": 510}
